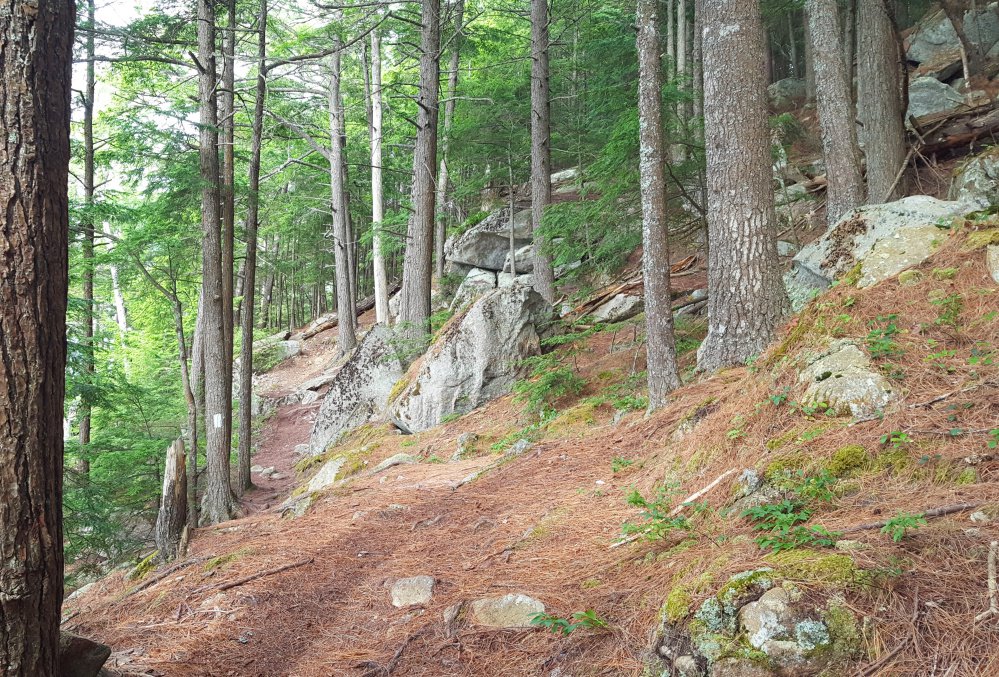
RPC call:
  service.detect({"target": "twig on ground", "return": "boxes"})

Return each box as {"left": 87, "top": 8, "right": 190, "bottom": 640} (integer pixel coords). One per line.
{"left": 975, "top": 541, "right": 999, "bottom": 624}
{"left": 123, "top": 556, "right": 210, "bottom": 599}
{"left": 841, "top": 503, "right": 984, "bottom": 534}
{"left": 189, "top": 557, "right": 314, "bottom": 595}
{"left": 909, "top": 380, "right": 998, "bottom": 409}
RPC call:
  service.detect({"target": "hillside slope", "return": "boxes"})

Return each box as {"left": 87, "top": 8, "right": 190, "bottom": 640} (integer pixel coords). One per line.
{"left": 68, "top": 223, "right": 999, "bottom": 676}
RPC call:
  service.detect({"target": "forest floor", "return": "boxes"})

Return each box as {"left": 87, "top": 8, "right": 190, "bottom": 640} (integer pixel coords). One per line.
{"left": 64, "top": 196, "right": 999, "bottom": 676}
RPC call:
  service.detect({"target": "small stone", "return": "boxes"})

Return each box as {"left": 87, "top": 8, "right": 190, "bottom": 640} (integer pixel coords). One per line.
{"left": 269, "top": 472, "right": 284, "bottom": 480}
{"left": 352, "top": 510, "right": 368, "bottom": 521}
{"left": 373, "top": 453, "right": 417, "bottom": 473}
{"left": 834, "top": 539, "right": 871, "bottom": 552}
{"left": 293, "top": 444, "right": 310, "bottom": 455}
{"left": 260, "top": 466, "right": 275, "bottom": 476}
{"left": 987, "top": 245, "right": 999, "bottom": 285}
{"left": 777, "top": 240, "right": 799, "bottom": 257}
{"left": 454, "top": 432, "right": 478, "bottom": 460}
{"left": 970, "top": 511, "right": 991, "bottom": 524}
{"left": 506, "top": 439, "right": 532, "bottom": 457}
{"left": 251, "top": 465, "right": 265, "bottom": 473}
{"left": 674, "top": 655, "right": 704, "bottom": 677}
{"left": 898, "top": 269, "right": 923, "bottom": 286}
{"left": 469, "top": 593, "right": 544, "bottom": 628}
{"left": 391, "top": 575, "right": 435, "bottom": 607}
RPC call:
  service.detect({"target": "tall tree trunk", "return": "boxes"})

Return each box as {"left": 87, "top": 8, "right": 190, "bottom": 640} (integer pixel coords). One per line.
{"left": 941, "top": 0, "right": 981, "bottom": 80}
{"left": 399, "top": 0, "right": 441, "bottom": 342}
{"left": 197, "top": 0, "right": 235, "bottom": 525}
{"left": 78, "top": 0, "right": 97, "bottom": 476}
{"left": 220, "top": 0, "right": 237, "bottom": 485}
{"left": 370, "top": 29, "right": 390, "bottom": 324}
{"left": 843, "top": 0, "right": 856, "bottom": 100}
{"left": 637, "top": 0, "right": 682, "bottom": 410}
{"left": 803, "top": 9, "right": 816, "bottom": 101}
{"left": 667, "top": 0, "right": 676, "bottom": 76}
{"left": 238, "top": 0, "right": 267, "bottom": 495}
{"left": 0, "top": 0, "right": 73, "bottom": 668}
{"left": 857, "top": 0, "right": 908, "bottom": 202}
{"left": 435, "top": 0, "right": 465, "bottom": 282}
{"left": 807, "top": 0, "right": 864, "bottom": 225}
{"left": 530, "top": 0, "right": 556, "bottom": 303}
{"left": 697, "top": 0, "right": 789, "bottom": 373}
{"left": 329, "top": 46, "right": 358, "bottom": 354}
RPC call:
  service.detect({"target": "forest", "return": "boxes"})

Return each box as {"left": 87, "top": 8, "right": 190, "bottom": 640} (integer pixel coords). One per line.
{"left": 3, "top": 0, "right": 999, "bottom": 675}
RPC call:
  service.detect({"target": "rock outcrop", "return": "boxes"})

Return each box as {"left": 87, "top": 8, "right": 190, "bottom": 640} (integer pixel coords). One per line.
{"left": 309, "top": 325, "right": 403, "bottom": 455}
{"left": 907, "top": 76, "right": 965, "bottom": 120}
{"left": 59, "top": 631, "right": 111, "bottom": 677}
{"left": 798, "top": 341, "right": 895, "bottom": 418}
{"left": 389, "top": 284, "right": 551, "bottom": 434}
{"left": 905, "top": 4, "right": 999, "bottom": 73}
{"left": 443, "top": 208, "right": 533, "bottom": 274}
{"left": 950, "top": 146, "right": 999, "bottom": 208}
{"left": 784, "top": 196, "right": 966, "bottom": 309}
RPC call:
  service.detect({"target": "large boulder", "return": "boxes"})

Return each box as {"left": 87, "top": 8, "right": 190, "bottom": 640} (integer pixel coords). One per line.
{"left": 444, "top": 207, "right": 533, "bottom": 273}
{"left": 591, "top": 293, "right": 644, "bottom": 323}
{"left": 389, "top": 284, "right": 551, "bottom": 434}
{"left": 450, "top": 268, "right": 497, "bottom": 311}
{"left": 905, "top": 4, "right": 999, "bottom": 68}
{"left": 309, "top": 325, "right": 403, "bottom": 455}
{"left": 59, "top": 632, "right": 111, "bottom": 677}
{"left": 907, "top": 77, "right": 966, "bottom": 121}
{"left": 784, "top": 196, "right": 966, "bottom": 309}
{"left": 767, "top": 78, "right": 806, "bottom": 107}
{"left": 950, "top": 145, "right": 999, "bottom": 208}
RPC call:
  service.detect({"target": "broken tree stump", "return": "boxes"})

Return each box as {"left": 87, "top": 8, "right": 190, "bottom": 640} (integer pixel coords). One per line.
{"left": 154, "top": 438, "right": 188, "bottom": 562}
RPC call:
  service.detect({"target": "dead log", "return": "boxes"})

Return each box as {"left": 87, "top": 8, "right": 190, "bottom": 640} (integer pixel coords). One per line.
{"left": 154, "top": 439, "right": 187, "bottom": 562}
{"left": 300, "top": 283, "right": 401, "bottom": 340}
{"left": 919, "top": 107, "right": 999, "bottom": 155}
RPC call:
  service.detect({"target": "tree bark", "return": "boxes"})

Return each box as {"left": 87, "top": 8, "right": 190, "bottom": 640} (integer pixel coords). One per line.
{"left": 697, "top": 0, "right": 789, "bottom": 373}
{"left": 803, "top": 9, "right": 816, "bottom": 101}
{"left": 78, "top": 0, "right": 97, "bottom": 476}
{"left": 435, "top": 0, "right": 465, "bottom": 282}
{"left": 857, "top": 0, "right": 909, "bottom": 203}
{"left": 807, "top": 0, "right": 864, "bottom": 225}
{"left": 154, "top": 439, "right": 188, "bottom": 562}
{"left": 399, "top": 0, "right": 441, "bottom": 342}
{"left": 530, "top": 0, "right": 556, "bottom": 303}
{"left": 369, "top": 29, "right": 390, "bottom": 324}
{"left": 220, "top": 0, "right": 237, "bottom": 480}
{"left": 842, "top": 0, "right": 856, "bottom": 100}
{"left": 238, "top": 0, "right": 267, "bottom": 496}
{"left": 196, "top": 0, "right": 236, "bottom": 525}
{"left": 940, "top": 0, "right": 981, "bottom": 80}
{"left": 0, "top": 0, "right": 73, "bottom": 669}
{"left": 637, "top": 0, "right": 682, "bottom": 410}
{"left": 329, "top": 45, "right": 358, "bottom": 355}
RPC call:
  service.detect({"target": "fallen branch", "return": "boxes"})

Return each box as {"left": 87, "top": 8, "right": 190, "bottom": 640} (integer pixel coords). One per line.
{"left": 357, "top": 626, "right": 430, "bottom": 676}
{"left": 610, "top": 468, "right": 737, "bottom": 549}
{"left": 197, "top": 557, "right": 314, "bottom": 594}
{"left": 856, "top": 639, "right": 910, "bottom": 676}
{"left": 122, "top": 556, "right": 210, "bottom": 599}
{"left": 300, "top": 284, "right": 401, "bottom": 339}
{"left": 975, "top": 541, "right": 999, "bottom": 624}
{"left": 841, "top": 502, "right": 984, "bottom": 534}
{"left": 909, "top": 380, "right": 998, "bottom": 409}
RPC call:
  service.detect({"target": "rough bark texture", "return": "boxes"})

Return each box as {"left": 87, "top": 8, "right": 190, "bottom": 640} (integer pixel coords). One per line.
{"left": 0, "top": 0, "right": 73, "bottom": 670}
{"left": 154, "top": 439, "right": 188, "bottom": 561}
{"left": 698, "top": 0, "right": 789, "bottom": 373}
{"left": 370, "top": 30, "right": 389, "bottom": 324}
{"left": 399, "top": 0, "right": 441, "bottom": 342}
{"left": 196, "top": 0, "right": 235, "bottom": 525}
{"left": 530, "top": 0, "right": 556, "bottom": 303}
{"left": 78, "top": 0, "right": 96, "bottom": 474}
{"left": 807, "top": 0, "right": 864, "bottom": 225}
{"left": 435, "top": 0, "right": 464, "bottom": 282}
{"left": 220, "top": 0, "right": 236, "bottom": 482}
{"left": 637, "top": 0, "right": 681, "bottom": 410}
{"left": 329, "top": 46, "right": 358, "bottom": 355}
{"left": 857, "top": 0, "right": 908, "bottom": 203}
{"left": 238, "top": 0, "right": 267, "bottom": 495}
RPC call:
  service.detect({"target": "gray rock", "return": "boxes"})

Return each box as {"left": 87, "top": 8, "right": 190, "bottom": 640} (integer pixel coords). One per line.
{"left": 777, "top": 240, "right": 799, "bottom": 257}
{"left": 709, "top": 658, "right": 773, "bottom": 677}
{"left": 249, "top": 338, "right": 300, "bottom": 374}
{"left": 390, "top": 285, "right": 551, "bottom": 433}
{"left": 767, "top": 77, "right": 806, "bottom": 106}
{"left": 906, "top": 5, "right": 999, "bottom": 66}
{"left": 444, "top": 208, "right": 533, "bottom": 272}
{"left": 950, "top": 146, "right": 999, "bottom": 209}
{"left": 507, "top": 438, "right": 532, "bottom": 457}
{"left": 294, "top": 444, "right": 310, "bottom": 456}
{"left": 306, "top": 456, "right": 347, "bottom": 494}
{"left": 497, "top": 271, "right": 535, "bottom": 287}
{"left": 250, "top": 464, "right": 265, "bottom": 473}
{"left": 971, "top": 510, "right": 991, "bottom": 523}
{"left": 798, "top": 340, "right": 895, "bottom": 417}
{"left": 591, "top": 293, "right": 645, "bottom": 323}
{"left": 503, "top": 243, "right": 535, "bottom": 274}
{"left": 450, "top": 268, "right": 497, "bottom": 311}
{"left": 738, "top": 588, "right": 832, "bottom": 674}
{"left": 988, "top": 246, "right": 999, "bottom": 285}
{"left": 907, "top": 77, "right": 965, "bottom": 120}
{"left": 784, "top": 196, "right": 965, "bottom": 309}
{"left": 59, "top": 632, "right": 111, "bottom": 677}
{"left": 674, "top": 655, "right": 706, "bottom": 677}
{"left": 454, "top": 432, "right": 478, "bottom": 460}
{"left": 373, "top": 453, "right": 417, "bottom": 473}
{"left": 391, "top": 575, "right": 435, "bottom": 607}
{"left": 309, "top": 325, "right": 403, "bottom": 455}
{"left": 469, "top": 593, "right": 544, "bottom": 628}
{"left": 550, "top": 167, "right": 579, "bottom": 184}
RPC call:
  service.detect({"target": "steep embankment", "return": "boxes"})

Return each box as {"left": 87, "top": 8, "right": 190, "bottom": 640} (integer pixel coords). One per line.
{"left": 68, "top": 224, "right": 999, "bottom": 676}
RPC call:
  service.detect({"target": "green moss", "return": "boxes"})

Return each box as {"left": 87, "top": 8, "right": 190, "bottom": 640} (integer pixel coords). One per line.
{"left": 387, "top": 375, "right": 411, "bottom": 404}
{"left": 898, "top": 270, "right": 923, "bottom": 286}
{"left": 765, "top": 451, "right": 810, "bottom": 483}
{"left": 581, "top": 578, "right": 601, "bottom": 589}
{"left": 825, "top": 445, "right": 871, "bottom": 477}
{"left": 765, "top": 428, "right": 799, "bottom": 451}
{"left": 823, "top": 602, "right": 862, "bottom": 661}
{"left": 841, "top": 262, "right": 864, "bottom": 287}
{"left": 717, "top": 568, "right": 775, "bottom": 607}
{"left": 965, "top": 228, "right": 999, "bottom": 250}
{"left": 129, "top": 551, "right": 158, "bottom": 580}
{"left": 932, "top": 267, "right": 959, "bottom": 281}
{"left": 545, "top": 401, "right": 597, "bottom": 437}
{"left": 768, "top": 549, "right": 866, "bottom": 585}
{"left": 204, "top": 547, "right": 254, "bottom": 572}
{"left": 663, "top": 586, "right": 694, "bottom": 623}
{"left": 955, "top": 467, "right": 979, "bottom": 485}
{"left": 766, "top": 309, "right": 818, "bottom": 365}
{"left": 873, "top": 447, "right": 912, "bottom": 474}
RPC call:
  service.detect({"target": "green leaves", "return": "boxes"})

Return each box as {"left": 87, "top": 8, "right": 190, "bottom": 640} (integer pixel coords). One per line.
{"left": 530, "top": 610, "right": 609, "bottom": 636}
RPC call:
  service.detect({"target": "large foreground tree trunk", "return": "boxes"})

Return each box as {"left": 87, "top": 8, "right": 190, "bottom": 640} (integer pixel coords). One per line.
{"left": 196, "top": 0, "right": 236, "bottom": 525}
{"left": 637, "top": 0, "right": 681, "bottom": 410}
{"left": 857, "top": 0, "right": 908, "bottom": 203}
{"left": 807, "top": 0, "right": 864, "bottom": 225}
{"left": 530, "top": 0, "right": 556, "bottom": 303}
{"left": 329, "top": 45, "right": 358, "bottom": 355}
{"left": 697, "top": 0, "right": 788, "bottom": 373}
{"left": 399, "top": 0, "right": 441, "bottom": 343}
{"left": 0, "top": 0, "right": 74, "bottom": 670}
